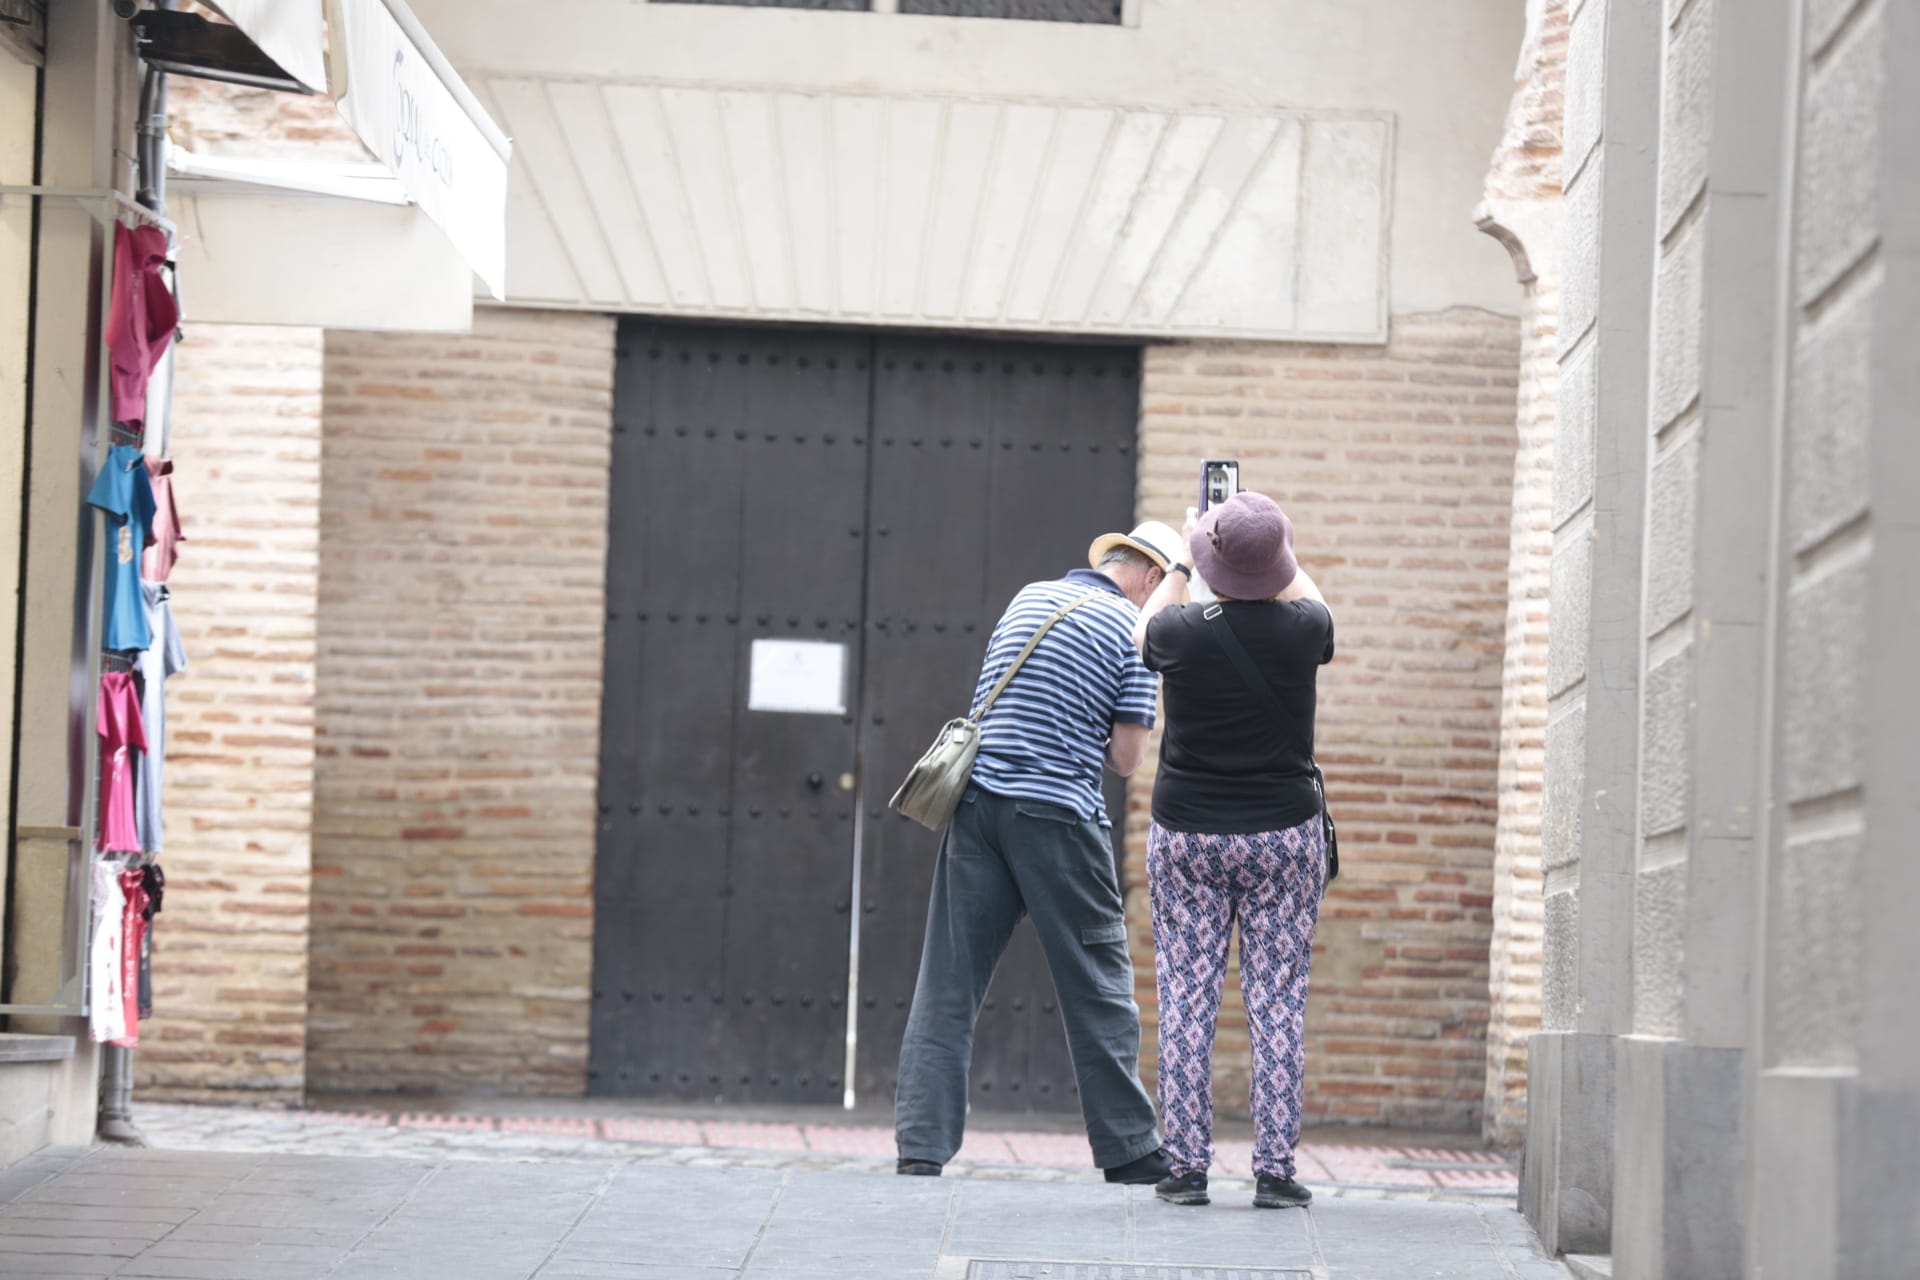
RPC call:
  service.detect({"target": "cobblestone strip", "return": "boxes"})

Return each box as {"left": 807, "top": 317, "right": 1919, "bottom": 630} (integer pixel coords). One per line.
{"left": 133, "top": 1104, "right": 1519, "bottom": 1202}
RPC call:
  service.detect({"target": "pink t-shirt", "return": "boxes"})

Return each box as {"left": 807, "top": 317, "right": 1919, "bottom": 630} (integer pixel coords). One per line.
{"left": 142, "top": 457, "right": 184, "bottom": 583}
{"left": 97, "top": 671, "right": 147, "bottom": 854}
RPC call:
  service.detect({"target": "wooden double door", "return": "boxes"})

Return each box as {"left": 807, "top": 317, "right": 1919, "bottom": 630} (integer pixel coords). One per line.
{"left": 589, "top": 321, "right": 1140, "bottom": 1110}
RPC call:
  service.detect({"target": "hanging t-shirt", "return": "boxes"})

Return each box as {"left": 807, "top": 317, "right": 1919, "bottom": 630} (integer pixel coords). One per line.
{"left": 142, "top": 456, "right": 185, "bottom": 583}
{"left": 106, "top": 222, "right": 178, "bottom": 429}
{"left": 97, "top": 671, "right": 147, "bottom": 854}
{"left": 135, "top": 583, "right": 187, "bottom": 852}
{"left": 86, "top": 445, "right": 157, "bottom": 652}
{"left": 88, "top": 860, "right": 128, "bottom": 1044}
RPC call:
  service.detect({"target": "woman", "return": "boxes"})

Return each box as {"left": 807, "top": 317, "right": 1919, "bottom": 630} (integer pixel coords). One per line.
{"left": 1131, "top": 490, "right": 1333, "bottom": 1210}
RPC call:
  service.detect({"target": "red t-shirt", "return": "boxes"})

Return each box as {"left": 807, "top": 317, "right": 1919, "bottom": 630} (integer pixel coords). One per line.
{"left": 106, "top": 223, "right": 178, "bottom": 428}
{"left": 109, "top": 868, "right": 149, "bottom": 1048}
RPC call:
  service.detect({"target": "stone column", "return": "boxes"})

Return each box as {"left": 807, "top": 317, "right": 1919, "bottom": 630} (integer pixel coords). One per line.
{"left": 1608, "top": 1, "right": 1792, "bottom": 1275}
{"left": 1750, "top": 0, "right": 1920, "bottom": 1274}
{"left": 4, "top": 0, "right": 138, "bottom": 1141}
{"left": 1521, "top": 0, "right": 1660, "bottom": 1256}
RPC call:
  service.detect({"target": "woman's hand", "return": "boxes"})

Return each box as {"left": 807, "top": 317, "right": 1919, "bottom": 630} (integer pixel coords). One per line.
{"left": 1182, "top": 506, "right": 1200, "bottom": 541}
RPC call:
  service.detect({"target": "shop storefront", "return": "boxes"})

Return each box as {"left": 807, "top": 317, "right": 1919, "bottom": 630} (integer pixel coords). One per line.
{"left": 0, "top": 0, "right": 504, "bottom": 1161}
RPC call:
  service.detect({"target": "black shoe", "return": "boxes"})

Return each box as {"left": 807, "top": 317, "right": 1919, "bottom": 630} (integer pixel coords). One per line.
{"left": 1254, "top": 1174, "right": 1312, "bottom": 1208}
{"left": 1154, "top": 1171, "right": 1210, "bottom": 1206}
{"left": 896, "top": 1158, "right": 943, "bottom": 1177}
{"left": 1104, "top": 1147, "right": 1174, "bottom": 1185}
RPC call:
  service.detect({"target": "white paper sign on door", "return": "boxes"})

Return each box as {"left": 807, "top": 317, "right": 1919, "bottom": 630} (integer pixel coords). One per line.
{"left": 748, "top": 640, "right": 847, "bottom": 715}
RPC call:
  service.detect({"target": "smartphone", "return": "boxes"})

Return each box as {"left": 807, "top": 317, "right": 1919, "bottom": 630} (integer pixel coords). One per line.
{"left": 1200, "top": 459, "right": 1240, "bottom": 513}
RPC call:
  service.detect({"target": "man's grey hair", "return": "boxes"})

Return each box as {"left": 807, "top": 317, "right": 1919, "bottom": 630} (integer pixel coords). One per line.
{"left": 1098, "top": 546, "right": 1155, "bottom": 573}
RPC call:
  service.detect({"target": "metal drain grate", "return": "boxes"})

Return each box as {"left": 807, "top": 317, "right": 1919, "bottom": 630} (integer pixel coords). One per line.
{"left": 1386, "top": 1156, "right": 1512, "bottom": 1172}
{"left": 967, "top": 1265, "right": 1311, "bottom": 1279}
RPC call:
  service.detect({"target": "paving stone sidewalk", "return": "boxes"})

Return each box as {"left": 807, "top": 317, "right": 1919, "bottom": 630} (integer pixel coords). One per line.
{"left": 130, "top": 1102, "right": 1520, "bottom": 1200}
{"left": 0, "top": 1144, "right": 1567, "bottom": 1280}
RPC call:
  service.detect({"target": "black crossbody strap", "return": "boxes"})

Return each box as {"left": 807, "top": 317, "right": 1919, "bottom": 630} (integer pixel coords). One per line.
{"left": 1202, "top": 602, "right": 1319, "bottom": 762}
{"left": 1202, "top": 604, "right": 1284, "bottom": 718}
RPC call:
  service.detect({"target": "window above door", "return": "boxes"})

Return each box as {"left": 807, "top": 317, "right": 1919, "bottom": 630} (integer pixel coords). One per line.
{"left": 649, "top": 0, "right": 1132, "bottom": 23}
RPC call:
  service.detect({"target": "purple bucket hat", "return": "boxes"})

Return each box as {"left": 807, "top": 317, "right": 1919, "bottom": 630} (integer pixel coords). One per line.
{"left": 1190, "top": 491, "right": 1298, "bottom": 601}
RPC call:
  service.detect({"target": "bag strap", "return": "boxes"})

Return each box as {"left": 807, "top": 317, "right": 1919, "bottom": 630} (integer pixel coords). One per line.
{"left": 1202, "top": 603, "right": 1323, "bottom": 780}
{"left": 1202, "top": 603, "right": 1283, "bottom": 716}
{"left": 971, "top": 592, "right": 1105, "bottom": 721}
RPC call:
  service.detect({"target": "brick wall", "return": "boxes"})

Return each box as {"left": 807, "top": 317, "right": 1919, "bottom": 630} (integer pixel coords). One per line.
{"left": 1131, "top": 308, "right": 1520, "bottom": 1131}
{"left": 306, "top": 309, "right": 616, "bottom": 1095}
{"left": 1479, "top": 282, "right": 1555, "bottom": 1147}
{"left": 1477, "top": 0, "right": 1566, "bottom": 1148}
{"left": 139, "top": 324, "right": 324, "bottom": 1103}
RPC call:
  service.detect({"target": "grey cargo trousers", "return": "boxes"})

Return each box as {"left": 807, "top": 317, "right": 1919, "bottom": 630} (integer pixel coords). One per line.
{"left": 894, "top": 785, "right": 1162, "bottom": 1169}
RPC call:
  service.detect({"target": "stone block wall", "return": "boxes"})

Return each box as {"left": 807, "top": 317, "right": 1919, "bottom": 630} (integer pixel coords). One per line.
{"left": 1131, "top": 308, "right": 1520, "bottom": 1132}
{"left": 1523, "top": 0, "right": 1920, "bottom": 1269}
{"left": 1522, "top": 0, "right": 1663, "bottom": 1253}
{"left": 138, "top": 324, "right": 325, "bottom": 1103}
{"left": 1754, "top": 0, "right": 1916, "bottom": 1270}
{"left": 305, "top": 309, "right": 616, "bottom": 1096}
{"left": 1771, "top": 0, "right": 1878, "bottom": 1077}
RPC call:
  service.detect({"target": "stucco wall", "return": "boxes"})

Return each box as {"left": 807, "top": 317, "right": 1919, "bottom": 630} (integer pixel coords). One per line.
{"left": 0, "top": 47, "right": 37, "bottom": 956}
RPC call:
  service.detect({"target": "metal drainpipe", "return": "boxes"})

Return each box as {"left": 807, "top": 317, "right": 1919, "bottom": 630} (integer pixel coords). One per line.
{"left": 99, "top": 0, "right": 174, "bottom": 1148}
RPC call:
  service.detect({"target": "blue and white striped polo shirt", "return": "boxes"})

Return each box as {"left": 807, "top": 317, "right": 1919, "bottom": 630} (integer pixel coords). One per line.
{"left": 968, "top": 568, "right": 1159, "bottom": 828}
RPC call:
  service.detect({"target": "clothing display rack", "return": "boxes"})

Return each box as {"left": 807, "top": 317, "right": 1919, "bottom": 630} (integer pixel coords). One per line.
{"left": 0, "top": 184, "right": 180, "bottom": 1022}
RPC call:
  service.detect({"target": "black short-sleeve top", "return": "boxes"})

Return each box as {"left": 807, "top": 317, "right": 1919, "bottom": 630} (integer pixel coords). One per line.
{"left": 1141, "top": 598, "right": 1335, "bottom": 835}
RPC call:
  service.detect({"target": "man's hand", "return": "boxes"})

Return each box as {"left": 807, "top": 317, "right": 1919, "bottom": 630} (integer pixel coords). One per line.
{"left": 1131, "top": 514, "right": 1193, "bottom": 654}
{"left": 1106, "top": 722, "right": 1151, "bottom": 776}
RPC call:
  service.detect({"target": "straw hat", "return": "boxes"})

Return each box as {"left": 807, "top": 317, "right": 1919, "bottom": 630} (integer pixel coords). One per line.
{"left": 1088, "top": 520, "right": 1183, "bottom": 573}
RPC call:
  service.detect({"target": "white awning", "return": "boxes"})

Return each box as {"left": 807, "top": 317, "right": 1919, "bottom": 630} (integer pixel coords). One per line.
{"left": 206, "top": 0, "right": 329, "bottom": 93}
{"left": 168, "top": 150, "right": 474, "bottom": 333}
{"left": 325, "top": 0, "right": 512, "bottom": 299}
{"left": 208, "top": 0, "right": 511, "bottom": 299}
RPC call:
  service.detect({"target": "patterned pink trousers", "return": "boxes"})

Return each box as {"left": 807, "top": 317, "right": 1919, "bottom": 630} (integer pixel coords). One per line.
{"left": 1147, "top": 816, "right": 1324, "bottom": 1179}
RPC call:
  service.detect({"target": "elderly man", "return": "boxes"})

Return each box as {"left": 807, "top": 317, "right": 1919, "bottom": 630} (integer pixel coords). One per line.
{"left": 895, "top": 520, "right": 1187, "bottom": 1185}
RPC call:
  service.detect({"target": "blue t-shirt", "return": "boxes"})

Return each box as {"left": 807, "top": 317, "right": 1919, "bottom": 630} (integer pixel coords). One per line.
{"left": 968, "top": 569, "right": 1158, "bottom": 828}
{"left": 85, "top": 445, "right": 156, "bottom": 652}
